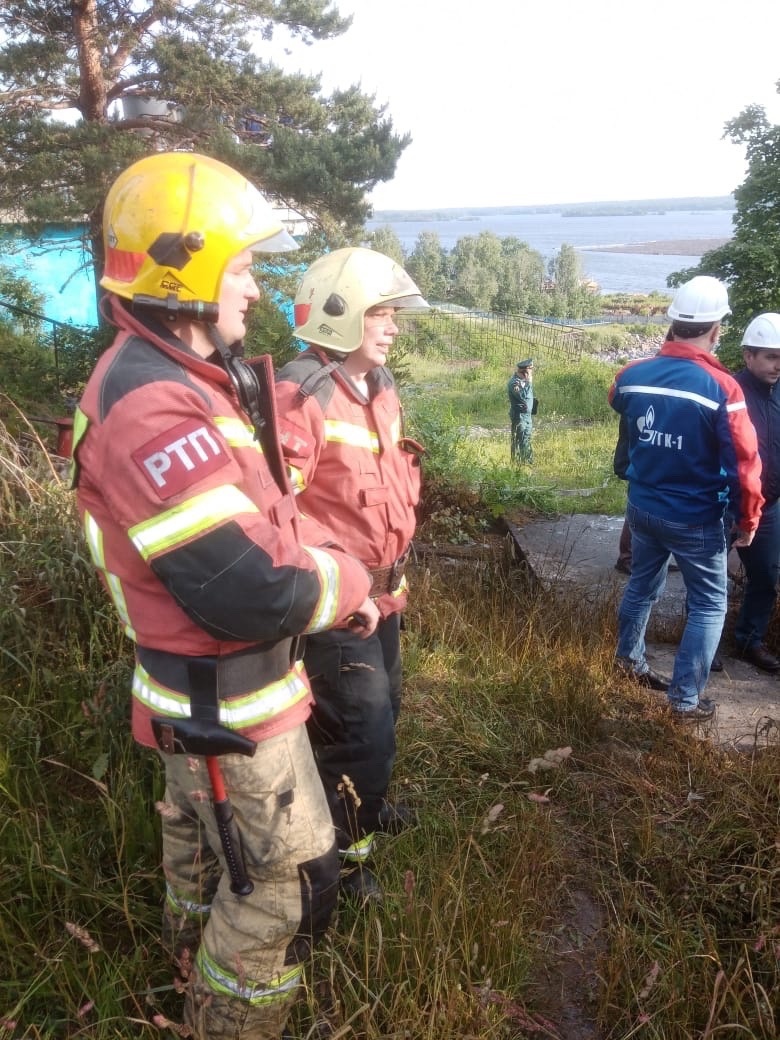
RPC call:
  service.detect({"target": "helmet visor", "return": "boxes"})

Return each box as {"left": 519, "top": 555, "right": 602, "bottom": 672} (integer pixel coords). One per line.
{"left": 391, "top": 293, "right": 429, "bottom": 311}
{"left": 250, "top": 228, "right": 299, "bottom": 253}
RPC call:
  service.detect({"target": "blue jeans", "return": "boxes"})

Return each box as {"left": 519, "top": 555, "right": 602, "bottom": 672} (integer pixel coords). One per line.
{"left": 733, "top": 499, "right": 780, "bottom": 650}
{"left": 617, "top": 502, "right": 727, "bottom": 710}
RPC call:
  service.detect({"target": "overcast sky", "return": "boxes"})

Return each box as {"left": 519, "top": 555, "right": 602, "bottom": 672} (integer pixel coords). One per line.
{"left": 270, "top": 0, "right": 780, "bottom": 211}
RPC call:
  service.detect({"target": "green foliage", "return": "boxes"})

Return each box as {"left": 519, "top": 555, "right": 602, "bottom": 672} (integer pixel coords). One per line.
{"left": 0, "top": 265, "right": 105, "bottom": 424}
{"left": 52, "top": 323, "right": 110, "bottom": 396}
{"left": 450, "top": 231, "right": 503, "bottom": 310}
{"left": 668, "top": 96, "right": 780, "bottom": 367}
{"left": 404, "top": 398, "right": 467, "bottom": 480}
{"left": 0, "top": 262, "right": 46, "bottom": 331}
{"left": 600, "top": 290, "right": 672, "bottom": 317}
{"left": 539, "top": 356, "right": 615, "bottom": 422}
{"left": 0, "top": 327, "right": 63, "bottom": 424}
{"left": 546, "top": 242, "right": 580, "bottom": 296}
{"left": 386, "top": 333, "right": 413, "bottom": 389}
{"left": 405, "top": 230, "right": 451, "bottom": 302}
{"left": 362, "top": 225, "right": 407, "bottom": 265}
{"left": 581, "top": 323, "right": 633, "bottom": 353}
{"left": 403, "top": 332, "right": 626, "bottom": 517}
{"left": 397, "top": 313, "right": 449, "bottom": 357}
{"left": 494, "top": 236, "right": 547, "bottom": 315}
{"left": 244, "top": 289, "right": 297, "bottom": 368}
{"left": 413, "top": 311, "right": 501, "bottom": 361}
{"left": 405, "top": 231, "right": 599, "bottom": 318}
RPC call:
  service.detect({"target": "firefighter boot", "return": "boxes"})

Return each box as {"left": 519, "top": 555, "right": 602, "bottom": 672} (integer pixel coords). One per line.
{"left": 339, "top": 865, "right": 383, "bottom": 904}
{"left": 377, "top": 799, "right": 417, "bottom": 834}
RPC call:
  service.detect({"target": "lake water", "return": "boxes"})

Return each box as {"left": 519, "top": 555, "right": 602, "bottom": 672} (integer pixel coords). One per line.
{"left": 0, "top": 208, "right": 736, "bottom": 329}
{"left": 366, "top": 208, "right": 736, "bottom": 295}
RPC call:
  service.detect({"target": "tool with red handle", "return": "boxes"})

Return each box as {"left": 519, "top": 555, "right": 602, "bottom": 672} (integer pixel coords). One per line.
{"left": 151, "top": 657, "right": 257, "bottom": 898}
{"left": 205, "top": 754, "right": 254, "bottom": 896}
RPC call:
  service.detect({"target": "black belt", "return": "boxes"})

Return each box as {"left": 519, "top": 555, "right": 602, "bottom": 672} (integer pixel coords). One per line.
{"left": 368, "top": 552, "right": 408, "bottom": 597}
{"left": 137, "top": 640, "right": 297, "bottom": 697}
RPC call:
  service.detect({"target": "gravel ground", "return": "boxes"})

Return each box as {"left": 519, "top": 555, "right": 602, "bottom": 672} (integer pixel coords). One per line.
{"left": 591, "top": 330, "right": 666, "bottom": 366}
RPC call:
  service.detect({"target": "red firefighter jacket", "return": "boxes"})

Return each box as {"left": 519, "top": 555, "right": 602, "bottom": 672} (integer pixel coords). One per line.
{"left": 275, "top": 347, "right": 423, "bottom": 618}
{"left": 72, "top": 299, "right": 371, "bottom": 748}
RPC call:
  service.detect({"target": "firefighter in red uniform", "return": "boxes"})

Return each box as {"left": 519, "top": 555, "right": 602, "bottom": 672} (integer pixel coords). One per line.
{"left": 71, "top": 154, "right": 379, "bottom": 1040}
{"left": 275, "top": 247, "right": 428, "bottom": 900}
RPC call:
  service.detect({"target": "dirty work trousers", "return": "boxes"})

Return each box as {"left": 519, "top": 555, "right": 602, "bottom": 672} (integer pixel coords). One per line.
{"left": 159, "top": 722, "right": 339, "bottom": 1040}
{"left": 303, "top": 614, "right": 402, "bottom": 862}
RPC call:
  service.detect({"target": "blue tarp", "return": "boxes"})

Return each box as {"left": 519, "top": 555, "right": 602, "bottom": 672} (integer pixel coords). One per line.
{"left": 0, "top": 227, "right": 99, "bottom": 327}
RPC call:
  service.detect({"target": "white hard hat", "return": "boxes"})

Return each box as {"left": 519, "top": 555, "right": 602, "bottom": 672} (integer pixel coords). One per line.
{"left": 667, "top": 276, "right": 731, "bottom": 323}
{"left": 741, "top": 312, "right": 780, "bottom": 349}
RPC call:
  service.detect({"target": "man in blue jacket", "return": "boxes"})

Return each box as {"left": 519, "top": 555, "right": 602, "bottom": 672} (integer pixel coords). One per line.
{"left": 732, "top": 313, "right": 780, "bottom": 671}
{"left": 608, "top": 276, "right": 764, "bottom": 721}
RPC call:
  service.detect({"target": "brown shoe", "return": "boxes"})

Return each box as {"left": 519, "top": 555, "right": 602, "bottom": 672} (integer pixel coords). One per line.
{"left": 670, "top": 698, "right": 716, "bottom": 722}
{"left": 737, "top": 643, "right": 780, "bottom": 673}
{"left": 615, "top": 658, "right": 670, "bottom": 691}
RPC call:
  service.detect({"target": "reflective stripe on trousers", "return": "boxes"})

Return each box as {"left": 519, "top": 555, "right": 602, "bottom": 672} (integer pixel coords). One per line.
{"left": 157, "top": 723, "right": 339, "bottom": 1039}
{"left": 339, "top": 832, "right": 375, "bottom": 863}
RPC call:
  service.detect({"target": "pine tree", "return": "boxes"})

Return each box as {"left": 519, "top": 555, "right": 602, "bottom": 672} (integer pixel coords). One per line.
{"left": 0, "top": 1, "right": 409, "bottom": 284}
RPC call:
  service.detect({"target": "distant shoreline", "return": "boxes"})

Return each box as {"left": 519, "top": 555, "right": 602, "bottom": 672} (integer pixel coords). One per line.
{"left": 371, "top": 197, "right": 735, "bottom": 222}
{"left": 582, "top": 237, "right": 730, "bottom": 257}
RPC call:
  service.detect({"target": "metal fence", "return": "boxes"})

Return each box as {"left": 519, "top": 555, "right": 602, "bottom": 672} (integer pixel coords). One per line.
{"left": 397, "top": 308, "right": 586, "bottom": 364}
{"left": 0, "top": 296, "right": 97, "bottom": 391}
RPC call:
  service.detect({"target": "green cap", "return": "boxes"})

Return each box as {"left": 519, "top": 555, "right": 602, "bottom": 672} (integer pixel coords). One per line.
{"left": 516, "top": 358, "right": 533, "bottom": 369}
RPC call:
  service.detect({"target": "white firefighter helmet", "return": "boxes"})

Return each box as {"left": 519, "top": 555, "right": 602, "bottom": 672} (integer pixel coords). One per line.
{"left": 741, "top": 312, "right": 780, "bottom": 349}
{"left": 293, "top": 246, "right": 428, "bottom": 353}
{"left": 667, "top": 275, "right": 731, "bottom": 323}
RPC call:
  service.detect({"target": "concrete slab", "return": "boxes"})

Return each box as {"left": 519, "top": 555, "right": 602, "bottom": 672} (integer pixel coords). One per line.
{"left": 511, "top": 513, "right": 780, "bottom": 752}
{"left": 510, "top": 513, "right": 694, "bottom": 636}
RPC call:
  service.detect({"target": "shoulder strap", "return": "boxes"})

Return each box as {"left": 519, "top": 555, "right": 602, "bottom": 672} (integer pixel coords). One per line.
{"left": 298, "top": 358, "right": 343, "bottom": 399}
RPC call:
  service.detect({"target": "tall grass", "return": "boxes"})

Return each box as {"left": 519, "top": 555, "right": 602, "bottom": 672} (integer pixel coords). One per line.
{"left": 2, "top": 358, "right": 777, "bottom": 1039}
{"left": 404, "top": 347, "right": 627, "bottom": 518}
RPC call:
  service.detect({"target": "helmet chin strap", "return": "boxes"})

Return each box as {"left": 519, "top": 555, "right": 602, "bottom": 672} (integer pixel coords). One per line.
{"left": 207, "top": 325, "right": 266, "bottom": 440}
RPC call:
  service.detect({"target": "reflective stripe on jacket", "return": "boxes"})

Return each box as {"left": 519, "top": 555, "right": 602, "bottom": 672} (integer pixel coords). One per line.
{"left": 608, "top": 340, "right": 764, "bottom": 532}
{"left": 72, "top": 298, "right": 371, "bottom": 747}
{"left": 275, "top": 347, "right": 422, "bottom": 617}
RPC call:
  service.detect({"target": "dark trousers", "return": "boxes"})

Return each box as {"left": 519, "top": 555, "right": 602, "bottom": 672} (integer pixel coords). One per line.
{"left": 303, "top": 614, "right": 402, "bottom": 851}
{"left": 510, "top": 412, "right": 533, "bottom": 462}
{"left": 734, "top": 499, "right": 780, "bottom": 649}
{"left": 617, "top": 515, "right": 632, "bottom": 569}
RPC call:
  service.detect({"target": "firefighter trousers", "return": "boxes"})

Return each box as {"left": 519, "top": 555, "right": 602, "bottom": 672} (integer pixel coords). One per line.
{"left": 303, "top": 614, "right": 402, "bottom": 860}
{"left": 158, "top": 722, "right": 339, "bottom": 1040}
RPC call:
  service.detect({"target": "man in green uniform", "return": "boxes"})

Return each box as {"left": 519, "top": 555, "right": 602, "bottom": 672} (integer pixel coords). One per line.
{"left": 508, "top": 358, "right": 534, "bottom": 462}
